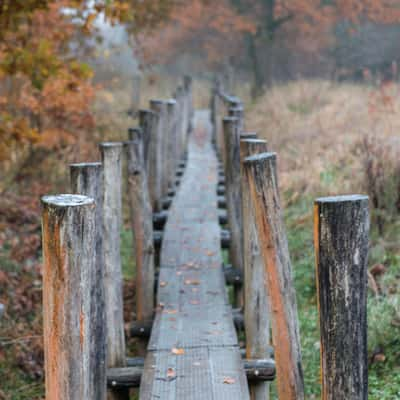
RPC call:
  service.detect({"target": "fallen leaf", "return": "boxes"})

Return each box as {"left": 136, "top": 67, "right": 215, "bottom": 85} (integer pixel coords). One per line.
{"left": 160, "top": 281, "right": 168, "bottom": 287}
{"left": 171, "top": 348, "right": 185, "bottom": 355}
{"left": 167, "top": 368, "right": 176, "bottom": 378}
{"left": 184, "top": 279, "right": 201, "bottom": 285}
{"left": 223, "top": 377, "right": 235, "bottom": 384}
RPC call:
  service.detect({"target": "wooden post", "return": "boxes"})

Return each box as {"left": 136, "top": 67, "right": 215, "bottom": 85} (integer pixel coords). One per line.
{"left": 167, "top": 99, "right": 178, "bottom": 189}
{"left": 223, "top": 117, "right": 244, "bottom": 307}
{"left": 131, "top": 74, "right": 141, "bottom": 117}
{"left": 184, "top": 75, "right": 194, "bottom": 131}
{"left": 150, "top": 100, "right": 166, "bottom": 210}
{"left": 314, "top": 195, "right": 369, "bottom": 400}
{"left": 240, "top": 139, "right": 270, "bottom": 400}
{"left": 70, "top": 163, "right": 107, "bottom": 400}
{"left": 41, "top": 194, "right": 96, "bottom": 399}
{"left": 229, "top": 106, "right": 244, "bottom": 132}
{"left": 243, "top": 152, "right": 304, "bottom": 400}
{"left": 124, "top": 136, "right": 155, "bottom": 346}
{"left": 99, "top": 143, "right": 129, "bottom": 400}
{"left": 138, "top": 109, "right": 156, "bottom": 172}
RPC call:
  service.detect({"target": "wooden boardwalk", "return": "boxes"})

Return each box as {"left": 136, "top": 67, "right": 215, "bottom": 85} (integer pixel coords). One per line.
{"left": 139, "top": 110, "right": 250, "bottom": 399}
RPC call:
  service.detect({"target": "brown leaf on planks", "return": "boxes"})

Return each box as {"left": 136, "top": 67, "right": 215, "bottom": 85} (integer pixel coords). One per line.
{"left": 223, "top": 377, "right": 236, "bottom": 384}
{"left": 160, "top": 281, "right": 168, "bottom": 287}
{"left": 167, "top": 367, "right": 176, "bottom": 379}
{"left": 184, "top": 279, "right": 200, "bottom": 285}
{"left": 171, "top": 347, "right": 185, "bottom": 355}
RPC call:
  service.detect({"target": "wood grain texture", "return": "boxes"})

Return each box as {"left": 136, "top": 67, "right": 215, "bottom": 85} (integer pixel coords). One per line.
{"left": 223, "top": 117, "right": 244, "bottom": 307}
{"left": 243, "top": 152, "right": 304, "bottom": 400}
{"left": 70, "top": 163, "right": 107, "bottom": 400}
{"left": 100, "top": 142, "right": 129, "bottom": 400}
{"left": 240, "top": 140, "right": 270, "bottom": 400}
{"left": 149, "top": 100, "right": 165, "bottom": 211}
{"left": 124, "top": 139, "right": 155, "bottom": 323}
{"left": 139, "top": 110, "right": 249, "bottom": 400}
{"left": 167, "top": 99, "right": 178, "bottom": 191}
{"left": 139, "top": 109, "right": 157, "bottom": 174}
{"left": 41, "top": 194, "right": 95, "bottom": 400}
{"left": 314, "top": 195, "right": 369, "bottom": 400}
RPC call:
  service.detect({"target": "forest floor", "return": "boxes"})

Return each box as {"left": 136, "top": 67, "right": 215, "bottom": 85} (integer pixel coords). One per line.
{"left": 0, "top": 78, "right": 399, "bottom": 399}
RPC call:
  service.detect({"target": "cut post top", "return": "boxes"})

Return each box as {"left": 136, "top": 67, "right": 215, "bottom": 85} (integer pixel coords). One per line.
{"left": 243, "top": 152, "right": 277, "bottom": 164}
{"left": 41, "top": 194, "right": 94, "bottom": 208}
{"left": 240, "top": 132, "right": 258, "bottom": 139}
{"left": 240, "top": 138, "right": 267, "bottom": 145}
{"left": 315, "top": 194, "right": 369, "bottom": 204}
{"left": 70, "top": 162, "right": 102, "bottom": 169}
{"left": 99, "top": 142, "right": 123, "bottom": 149}
{"left": 167, "top": 98, "right": 177, "bottom": 105}
{"left": 223, "top": 116, "right": 239, "bottom": 124}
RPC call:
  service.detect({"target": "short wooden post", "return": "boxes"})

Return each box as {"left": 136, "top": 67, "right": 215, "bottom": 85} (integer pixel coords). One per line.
{"left": 223, "top": 117, "right": 244, "bottom": 307}
{"left": 229, "top": 106, "right": 244, "bottom": 132}
{"left": 243, "top": 152, "right": 304, "bottom": 400}
{"left": 314, "top": 195, "right": 369, "bottom": 400}
{"left": 41, "top": 194, "right": 96, "bottom": 399}
{"left": 99, "top": 143, "right": 129, "bottom": 400}
{"left": 150, "top": 100, "right": 166, "bottom": 210}
{"left": 70, "top": 163, "right": 107, "bottom": 400}
{"left": 124, "top": 136, "right": 155, "bottom": 349}
{"left": 138, "top": 109, "right": 156, "bottom": 172}
{"left": 240, "top": 139, "right": 270, "bottom": 400}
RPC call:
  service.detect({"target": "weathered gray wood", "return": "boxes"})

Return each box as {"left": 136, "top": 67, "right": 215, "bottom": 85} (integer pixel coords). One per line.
{"left": 41, "top": 194, "right": 96, "bottom": 400}
{"left": 70, "top": 163, "right": 107, "bottom": 400}
{"left": 149, "top": 101, "right": 164, "bottom": 211}
{"left": 99, "top": 143, "right": 129, "bottom": 400}
{"left": 138, "top": 109, "right": 156, "bottom": 173}
{"left": 140, "top": 110, "right": 249, "bottom": 400}
{"left": 243, "top": 152, "right": 304, "bottom": 400}
{"left": 224, "top": 264, "right": 243, "bottom": 286}
{"left": 108, "top": 359, "right": 274, "bottom": 389}
{"left": 223, "top": 117, "right": 244, "bottom": 307}
{"left": 124, "top": 139, "right": 155, "bottom": 327}
{"left": 153, "top": 210, "right": 168, "bottom": 230}
{"left": 240, "top": 139, "right": 270, "bottom": 400}
{"left": 167, "top": 99, "right": 178, "bottom": 189}
{"left": 314, "top": 195, "right": 369, "bottom": 400}
{"left": 229, "top": 106, "right": 244, "bottom": 132}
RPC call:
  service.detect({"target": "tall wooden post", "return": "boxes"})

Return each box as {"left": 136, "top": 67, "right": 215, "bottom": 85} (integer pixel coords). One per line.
{"left": 42, "top": 194, "right": 95, "bottom": 399}
{"left": 223, "top": 117, "right": 244, "bottom": 307}
{"left": 124, "top": 135, "right": 155, "bottom": 350}
{"left": 243, "top": 152, "right": 304, "bottom": 400}
{"left": 314, "top": 195, "right": 369, "bottom": 400}
{"left": 150, "top": 100, "right": 166, "bottom": 210}
{"left": 139, "top": 109, "right": 156, "bottom": 173}
{"left": 99, "top": 143, "right": 129, "bottom": 400}
{"left": 70, "top": 163, "right": 107, "bottom": 400}
{"left": 167, "top": 99, "right": 178, "bottom": 189}
{"left": 240, "top": 139, "right": 270, "bottom": 400}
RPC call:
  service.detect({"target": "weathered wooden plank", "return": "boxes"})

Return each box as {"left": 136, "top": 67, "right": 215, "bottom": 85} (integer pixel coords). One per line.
{"left": 314, "top": 195, "right": 369, "bottom": 400}
{"left": 140, "top": 110, "right": 249, "bottom": 400}
{"left": 138, "top": 109, "right": 157, "bottom": 174}
{"left": 99, "top": 143, "right": 129, "bottom": 400}
{"left": 240, "top": 139, "right": 270, "bottom": 400}
{"left": 41, "top": 194, "right": 96, "bottom": 400}
{"left": 243, "top": 152, "right": 304, "bottom": 400}
{"left": 70, "top": 163, "right": 107, "bottom": 400}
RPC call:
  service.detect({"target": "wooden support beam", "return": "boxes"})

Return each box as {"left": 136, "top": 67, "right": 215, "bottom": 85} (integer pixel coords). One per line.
{"left": 220, "top": 229, "right": 231, "bottom": 248}
{"left": 130, "top": 320, "right": 153, "bottom": 338}
{"left": 217, "top": 184, "right": 226, "bottom": 196}
{"left": 243, "top": 152, "right": 304, "bottom": 400}
{"left": 153, "top": 231, "right": 163, "bottom": 249}
{"left": 70, "top": 163, "right": 107, "bottom": 400}
{"left": 107, "top": 359, "right": 275, "bottom": 389}
{"left": 218, "top": 196, "right": 227, "bottom": 209}
{"left": 223, "top": 264, "right": 243, "bottom": 286}
{"left": 153, "top": 211, "right": 168, "bottom": 230}
{"left": 41, "top": 195, "right": 96, "bottom": 399}
{"left": 124, "top": 137, "right": 155, "bottom": 354}
{"left": 314, "top": 195, "right": 369, "bottom": 400}
{"left": 240, "top": 138, "right": 270, "bottom": 400}
{"left": 99, "top": 142, "right": 129, "bottom": 400}
{"left": 218, "top": 209, "right": 228, "bottom": 225}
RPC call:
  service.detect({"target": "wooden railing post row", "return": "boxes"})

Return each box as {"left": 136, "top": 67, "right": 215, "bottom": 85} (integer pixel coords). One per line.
{"left": 70, "top": 163, "right": 107, "bottom": 400}
{"left": 314, "top": 195, "right": 369, "bottom": 400}
{"left": 243, "top": 152, "right": 304, "bottom": 400}
{"left": 99, "top": 142, "right": 130, "bottom": 400}
{"left": 124, "top": 131, "right": 155, "bottom": 356}
{"left": 149, "top": 100, "right": 164, "bottom": 212}
{"left": 240, "top": 139, "right": 271, "bottom": 400}
{"left": 41, "top": 194, "right": 96, "bottom": 399}
{"left": 223, "top": 116, "right": 244, "bottom": 307}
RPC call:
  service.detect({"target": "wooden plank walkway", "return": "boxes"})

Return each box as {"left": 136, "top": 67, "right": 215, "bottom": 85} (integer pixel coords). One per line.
{"left": 139, "top": 110, "right": 250, "bottom": 399}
